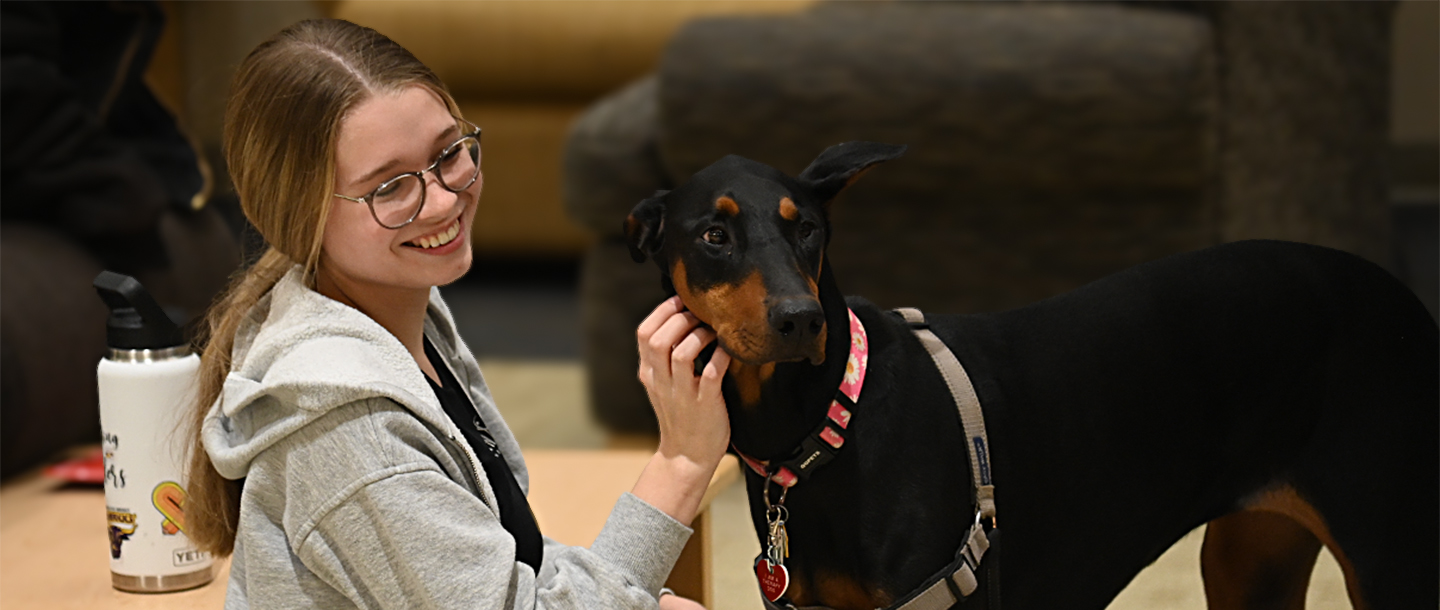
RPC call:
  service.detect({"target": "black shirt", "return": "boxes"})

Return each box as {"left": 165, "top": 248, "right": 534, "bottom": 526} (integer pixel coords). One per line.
{"left": 423, "top": 338, "right": 544, "bottom": 571}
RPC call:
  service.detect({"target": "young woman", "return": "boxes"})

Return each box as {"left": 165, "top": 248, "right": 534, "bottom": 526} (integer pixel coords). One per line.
{"left": 186, "top": 19, "right": 731, "bottom": 609}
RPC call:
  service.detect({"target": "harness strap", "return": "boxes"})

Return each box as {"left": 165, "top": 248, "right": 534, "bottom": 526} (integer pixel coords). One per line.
{"left": 888, "top": 307, "right": 999, "bottom": 610}
{"left": 759, "top": 307, "right": 1001, "bottom": 610}
{"left": 893, "top": 308, "right": 996, "bottom": 522}
{"left": 760, "top": 525, "right": 998, "bottom": 610}
{"left": 889, "top": 521, "right": 996, "bottom": 610}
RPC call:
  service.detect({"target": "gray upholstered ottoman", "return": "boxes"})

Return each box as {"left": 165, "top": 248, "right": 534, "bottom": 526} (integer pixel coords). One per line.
{"left": 565, "top": 2, "right": 1394, "bottom": 433}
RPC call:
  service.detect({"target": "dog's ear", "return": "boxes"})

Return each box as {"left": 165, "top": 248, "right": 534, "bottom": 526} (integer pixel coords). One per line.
{"left": 624, "top": 190, "right": 668, "bottom": 263}
{"left": 797, "top": 142, "right": 907, "bottom": 205}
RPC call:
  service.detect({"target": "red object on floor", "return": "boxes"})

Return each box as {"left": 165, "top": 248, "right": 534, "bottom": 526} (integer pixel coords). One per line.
{"left": 43, "top": 447, "right": 105, "bottom": 484}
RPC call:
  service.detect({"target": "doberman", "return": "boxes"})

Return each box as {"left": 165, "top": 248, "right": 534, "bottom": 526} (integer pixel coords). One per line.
{"left": 624, "top": 142, "right": 1439, "bottom": 610}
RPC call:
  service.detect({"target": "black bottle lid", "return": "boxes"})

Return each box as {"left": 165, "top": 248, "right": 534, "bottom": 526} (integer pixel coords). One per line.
{"left": 93, "top": 271, "right": 185, "bottom": 350}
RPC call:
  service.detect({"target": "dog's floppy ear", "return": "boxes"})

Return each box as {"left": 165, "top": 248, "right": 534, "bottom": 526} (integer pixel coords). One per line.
{"left": 624, "top": 190, "right": 668, "bottom": 263}
{"left": 797, "top": 142, "right": 907, "bottom": 205}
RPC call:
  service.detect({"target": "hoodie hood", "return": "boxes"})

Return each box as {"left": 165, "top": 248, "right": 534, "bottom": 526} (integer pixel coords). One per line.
{"left": 201, "top": 266, "right": 527, "bottom": 492}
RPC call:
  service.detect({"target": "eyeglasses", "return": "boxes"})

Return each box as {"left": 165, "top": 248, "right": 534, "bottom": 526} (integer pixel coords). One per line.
{"left": 333, "top": 120, "right": 483, "bottom": 229}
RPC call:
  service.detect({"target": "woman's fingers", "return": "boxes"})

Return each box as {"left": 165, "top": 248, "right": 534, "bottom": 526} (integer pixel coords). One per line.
{"left": 698, "top": 346, "right": 731, "bottom": 396}
{"left": 637, "top": 296, "right": 685, "bottom": 345}
{"left": 659, "top": 593, "right": 708, "bottom": 610}
{"left": 671, "top": 327, "right": 716, "bottom": 370}
{"left": 638, "top": 298, "right": 684, "bottom": 387}
{"left": 647, "top": 312, "right": 701, "bottom": 378}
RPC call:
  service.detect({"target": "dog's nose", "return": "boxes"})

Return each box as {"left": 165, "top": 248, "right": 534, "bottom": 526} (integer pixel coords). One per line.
{"left": 770, "top": 298, "right": 825, "bottom": 339}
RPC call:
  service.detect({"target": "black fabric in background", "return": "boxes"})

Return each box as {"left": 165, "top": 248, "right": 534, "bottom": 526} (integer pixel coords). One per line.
{"left": 0, "top": 1, "right": 203, "bottom": 273}
{"left": 423, "top": 337, "right": 544, "bottom": 572}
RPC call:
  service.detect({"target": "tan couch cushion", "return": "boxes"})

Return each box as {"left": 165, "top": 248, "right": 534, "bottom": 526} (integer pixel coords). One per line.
{"left": 332, "top": 0, "right": 813, "bottom": 100}
{"left": 459, "top": 102, "right": 591, "bottom": 256}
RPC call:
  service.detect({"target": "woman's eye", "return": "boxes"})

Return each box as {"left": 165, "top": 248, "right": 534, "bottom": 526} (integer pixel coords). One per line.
{"left": 440, "top": 147, "right": 460, "bottom": 162}
{"left": 704, "top": 228, "right": 728, "bottom": 245}
{"left": 374, "top": 181, "right": 402, "bottom": 198}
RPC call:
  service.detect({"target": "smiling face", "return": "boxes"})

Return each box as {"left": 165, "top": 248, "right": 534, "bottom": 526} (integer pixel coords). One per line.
{"left": 319, "top": 86, "right": 481, "bottom": 297}
{"left": 663, "top": 158, "right": 830, "bottom": 366}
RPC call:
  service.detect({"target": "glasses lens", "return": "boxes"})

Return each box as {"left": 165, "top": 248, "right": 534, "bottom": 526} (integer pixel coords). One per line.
{"left": 370, "top": 174, "right": 424, "bottom": 228}
{"left": 438, "top": 136, "right": 481, "bottom": 191}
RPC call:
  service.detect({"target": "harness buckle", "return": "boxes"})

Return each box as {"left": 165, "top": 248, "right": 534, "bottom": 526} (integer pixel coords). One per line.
{"left": 976, "top": 509, "right": 997, "bottom": 531}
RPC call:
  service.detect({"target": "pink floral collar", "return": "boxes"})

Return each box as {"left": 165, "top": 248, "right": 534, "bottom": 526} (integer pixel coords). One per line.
{"left": 734, "top": 308, "right": 868, "bottom": 488}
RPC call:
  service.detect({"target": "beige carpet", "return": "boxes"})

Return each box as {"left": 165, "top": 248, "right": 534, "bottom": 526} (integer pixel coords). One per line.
{"left": 481, "top": 358, "right": 1353, "bottom": 610}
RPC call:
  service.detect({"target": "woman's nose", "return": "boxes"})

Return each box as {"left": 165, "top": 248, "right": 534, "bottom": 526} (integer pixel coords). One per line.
{"left": 420, "top": 173, "right": 464, "bottom": 218}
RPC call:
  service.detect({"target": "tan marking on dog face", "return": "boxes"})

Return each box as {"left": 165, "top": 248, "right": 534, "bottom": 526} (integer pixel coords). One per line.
{"left": 716, "top": 196, "right": 740, "bottom": 216}
{"left": 793, "top": 263, "right": 826, "bottom": 364}
{"left": 672, "top": 262, "right": 772, "bottom": 365}
{"left": 778, "top": 196, "right": 799, "bottom": 221}
{"left": 802, "top": 264, "right": 820, "bottom": 301}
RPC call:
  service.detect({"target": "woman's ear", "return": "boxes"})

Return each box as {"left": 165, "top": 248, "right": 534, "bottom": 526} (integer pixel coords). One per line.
{"left": 797, "top": 142, "right": 907, "bottom": 206}
{"left": 624, "top": 190, "right": 669, "bottom": 263}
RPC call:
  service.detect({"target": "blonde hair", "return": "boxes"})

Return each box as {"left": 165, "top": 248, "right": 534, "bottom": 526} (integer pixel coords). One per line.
{"left": 186, "top": 18, "right": 461, "bottom": 556}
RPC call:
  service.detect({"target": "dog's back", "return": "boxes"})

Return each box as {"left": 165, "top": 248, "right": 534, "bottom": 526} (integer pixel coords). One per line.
{"left": 921, "top": 239, "right": 1437, "bottom": 609}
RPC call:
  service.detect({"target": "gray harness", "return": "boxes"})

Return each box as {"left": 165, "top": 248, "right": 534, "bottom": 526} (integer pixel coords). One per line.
{"left": 760, "top": 308, "right": 1000, "bottom": 610}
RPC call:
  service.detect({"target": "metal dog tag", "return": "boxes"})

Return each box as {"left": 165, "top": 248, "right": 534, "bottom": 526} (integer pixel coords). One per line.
{"left": 767, "top": 519, "right": 789, "bottom": 565}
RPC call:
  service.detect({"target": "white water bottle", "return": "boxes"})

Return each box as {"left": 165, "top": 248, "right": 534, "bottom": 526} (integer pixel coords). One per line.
{"left": 94, "top": 272, "right": 214, "bottom": 592}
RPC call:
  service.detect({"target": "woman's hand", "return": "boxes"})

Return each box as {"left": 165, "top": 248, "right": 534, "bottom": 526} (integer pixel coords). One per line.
{"left": 630, "top": 296, "right": 732, "bottom": 525}
{"left": 658, "top": 590, "right": 707, "bottom": 610}
{"left": 637, "top": 296, "right": 732, "bottom": 466}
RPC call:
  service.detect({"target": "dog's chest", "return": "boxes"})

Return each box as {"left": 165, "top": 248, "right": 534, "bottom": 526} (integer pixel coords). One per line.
{"left": 747, "top": 323, "right": 980, "bottom": 606}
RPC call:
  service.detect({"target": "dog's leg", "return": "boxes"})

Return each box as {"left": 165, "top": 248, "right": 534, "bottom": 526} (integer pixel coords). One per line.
{"left": 1202, "top": 480, "right": 1384, "bottom": 610}
{"left": 1201, "top": 510, "right": 1322, "bottom": 610}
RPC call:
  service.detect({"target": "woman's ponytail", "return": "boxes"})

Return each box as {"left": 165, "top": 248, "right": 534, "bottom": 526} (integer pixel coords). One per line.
{"left": 184, "top": 248, "right": 291, "bottom": 556}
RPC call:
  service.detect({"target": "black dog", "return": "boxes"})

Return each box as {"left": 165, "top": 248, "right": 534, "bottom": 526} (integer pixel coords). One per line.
{"left": 625, "top": 142, "right": 1438, "bottom": 610}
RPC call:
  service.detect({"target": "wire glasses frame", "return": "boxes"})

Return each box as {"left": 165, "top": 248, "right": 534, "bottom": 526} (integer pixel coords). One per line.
{"left": 333, "top": 119, "right": 482, "bottom": 229}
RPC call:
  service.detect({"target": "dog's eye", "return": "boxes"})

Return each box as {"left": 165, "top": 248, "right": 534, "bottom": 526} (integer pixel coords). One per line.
{"left": 798, "top": 222, "right": 817, "bottom": 240}
{"left": 704, "top": 228, "right": 728, "bottom": 245}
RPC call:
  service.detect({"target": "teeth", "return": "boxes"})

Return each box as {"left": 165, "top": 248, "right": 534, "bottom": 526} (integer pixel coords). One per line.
{"left": 409, "top": 220, "right": 461, "bottom": 249}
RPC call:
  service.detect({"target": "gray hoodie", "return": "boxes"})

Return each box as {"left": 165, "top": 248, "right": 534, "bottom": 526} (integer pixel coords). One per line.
{"left": 203, "top": 268, "right": 691, "bottom": 609}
